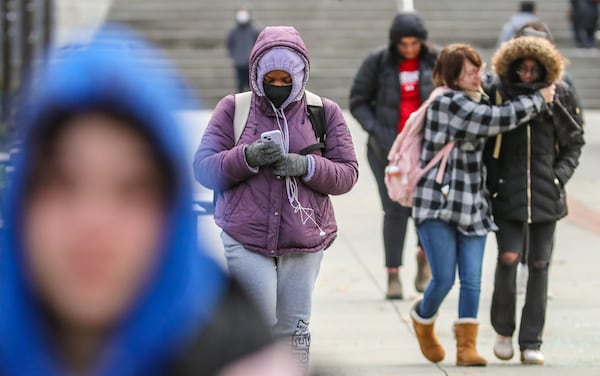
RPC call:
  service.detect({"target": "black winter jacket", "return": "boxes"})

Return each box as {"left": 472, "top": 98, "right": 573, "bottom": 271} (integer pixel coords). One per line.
{"left": 484, "top": 80, "right": 584, "bottom": 223}
{"left": 349, "top": 45, "right": 437, "bottom": 159}
{"left": 168, "top": 279, "right": 273, "bottom": 375}
{"left": 484, "top": 36, "right": 585, "bottom": 223}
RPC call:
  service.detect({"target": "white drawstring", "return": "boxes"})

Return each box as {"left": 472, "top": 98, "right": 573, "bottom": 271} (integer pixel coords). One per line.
{"left": 270, "top": 102, "right": 326, "bottom": 237}
{"left": 285, "top": 176, "right": 326, "bottom": 237}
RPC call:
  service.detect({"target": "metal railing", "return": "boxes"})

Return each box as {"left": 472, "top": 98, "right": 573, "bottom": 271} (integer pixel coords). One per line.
{"left": 1, "top": 0, "right": 54, "bottom": 130}
{"left": 0, "top": 151, "right": 9, "bottom": 228}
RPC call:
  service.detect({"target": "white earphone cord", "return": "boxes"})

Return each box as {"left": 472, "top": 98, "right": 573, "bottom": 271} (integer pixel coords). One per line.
{"left": 271, "top": 104, "right": 326, "bottom": 237}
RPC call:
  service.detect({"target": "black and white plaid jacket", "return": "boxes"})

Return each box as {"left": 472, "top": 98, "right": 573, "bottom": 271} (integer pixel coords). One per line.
{"left": 412, "top": 89, "right": 544, "bottom": 235}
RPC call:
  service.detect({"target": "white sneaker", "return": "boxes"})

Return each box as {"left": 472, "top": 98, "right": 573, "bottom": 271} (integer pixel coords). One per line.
{"left": 493, "top": 335, "right": 514, "bottom": 360}
{"left": 516, "top": 263, "right": 528, "bottom": 295}
{"left": 521, "top": 349, "right": 544, "bottom": 365}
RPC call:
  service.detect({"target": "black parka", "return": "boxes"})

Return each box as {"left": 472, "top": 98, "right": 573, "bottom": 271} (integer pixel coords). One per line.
{"left": 484, "top": 37, "right": 585, "bottom": 223}
{"left": 349, "top": 12, "right": 437, "bottom": 159}
{"left": 169, "top": 280, "right": 273, "bottom": 375}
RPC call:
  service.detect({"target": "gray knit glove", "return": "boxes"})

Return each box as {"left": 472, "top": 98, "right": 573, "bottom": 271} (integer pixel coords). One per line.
{"left": 273, "top": 153, "right": 308, "bottom": 177}
{"left": 245, "top": 140, "right": 283, "bottom": 168}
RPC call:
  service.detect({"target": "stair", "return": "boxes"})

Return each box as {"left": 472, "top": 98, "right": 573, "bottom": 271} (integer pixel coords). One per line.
{"left": 416, "top": 0, "right": 574, "bottom": 48}
{"left": 107, "top": 0, "right": 600, "bottom": 109}
{"left": 415, "top": 0, "right": 600, "bottom": 111}
{"left": 108, "top": 0, "right": 396, "bottom": 109}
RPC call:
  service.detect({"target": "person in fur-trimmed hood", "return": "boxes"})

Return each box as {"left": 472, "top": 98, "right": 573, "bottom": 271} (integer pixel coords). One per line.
{"left": 483, "top": 35, "right": 585, "bottom": 365}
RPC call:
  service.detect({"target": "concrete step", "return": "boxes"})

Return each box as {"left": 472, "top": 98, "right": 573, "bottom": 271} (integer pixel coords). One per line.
{"left": 109, "top": 0, "right": 600, "bottom": 109}
{"left": 416, "top": 0, "right": 574, "bottom": 47}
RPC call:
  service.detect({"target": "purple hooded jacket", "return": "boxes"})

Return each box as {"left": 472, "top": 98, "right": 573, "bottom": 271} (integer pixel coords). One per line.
{"left": 194, "top": 26, "right": 358, "bottom": 256}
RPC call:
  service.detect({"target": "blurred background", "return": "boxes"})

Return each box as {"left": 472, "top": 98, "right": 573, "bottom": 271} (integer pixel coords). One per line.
{"left": 106, "top": 0, "right": 599, "bottom": 109}
{"left": 1, "top": 4, "right": 599, "bottom": 373}
{"left": 1, "top": 0, "right": 599, "bottom": 122}
{"left": 1, "top": 0, "right": 599, "bottom": 229}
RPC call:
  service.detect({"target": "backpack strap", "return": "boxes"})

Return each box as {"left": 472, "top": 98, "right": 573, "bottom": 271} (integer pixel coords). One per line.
{"left": 233, "top": 91, "right": 253, "bottom": 144}
{"left": 220, "top": 91, "right": 252, "bottom": 209}
{"left": 424, "top": 141, "right": 456, "bottom": 184}
{"left": 305, "top": 89, "right": 322, "bottom": 107}
{"left": 299, "top": 90, "right": 327, "bottom": 155}
{"left": 492, "top": 90, "right": 503, "bottom": 159}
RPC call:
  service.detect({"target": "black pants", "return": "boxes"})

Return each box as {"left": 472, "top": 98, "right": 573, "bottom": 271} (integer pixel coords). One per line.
{"left": 572, "top": 2, "right": 599, "bottom": 48}
{"left": 490, "top": 219, "right": 556, "bottom": 351}
{"left": 234, "top": 65, "right": 250, "bottom": 93}
{"left": 573, "top": 23, "right": 597, "bottom": 48}
{"left": 367, "top": 142, "right": 414, "bottom": 268}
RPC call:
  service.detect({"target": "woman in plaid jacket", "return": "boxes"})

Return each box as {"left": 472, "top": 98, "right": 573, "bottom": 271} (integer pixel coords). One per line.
{"left": 409, "top": 44, "right": 556, "bottom": 367}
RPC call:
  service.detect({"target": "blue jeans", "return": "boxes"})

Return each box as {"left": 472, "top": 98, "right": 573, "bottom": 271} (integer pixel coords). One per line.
{"left": 417, "top": 220, "right": 486, "bottom": 319}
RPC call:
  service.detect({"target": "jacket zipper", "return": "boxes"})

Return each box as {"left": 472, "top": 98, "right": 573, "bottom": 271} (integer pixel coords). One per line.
{"left": 526, "top": 124, "right": 532, "bottom": 224}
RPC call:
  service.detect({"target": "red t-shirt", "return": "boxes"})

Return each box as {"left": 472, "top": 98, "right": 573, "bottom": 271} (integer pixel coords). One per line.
{"left": 398, "top": 58, "right": 420, "bottom": 133}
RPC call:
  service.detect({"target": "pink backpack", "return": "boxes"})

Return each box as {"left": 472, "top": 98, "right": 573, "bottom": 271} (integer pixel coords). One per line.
{"left": 384, "top": 87, "right": 455, "bottom": 207}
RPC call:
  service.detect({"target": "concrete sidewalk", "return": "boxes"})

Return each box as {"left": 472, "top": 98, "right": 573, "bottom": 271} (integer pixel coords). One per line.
{"left": 309, "top": 111, "right": 600, "bottom": 375}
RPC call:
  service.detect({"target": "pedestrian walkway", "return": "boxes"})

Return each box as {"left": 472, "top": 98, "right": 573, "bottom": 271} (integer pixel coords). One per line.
{"left": 308, "top": 111, "right": 600, "bottom": 375}
{"left": 180, "top": 109, "right": 600, "bottom": 375}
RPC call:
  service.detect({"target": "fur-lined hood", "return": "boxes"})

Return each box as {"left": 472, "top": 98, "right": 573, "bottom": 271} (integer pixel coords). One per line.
{"left": 492, "top": 36, "right": 564, "bottom": 85}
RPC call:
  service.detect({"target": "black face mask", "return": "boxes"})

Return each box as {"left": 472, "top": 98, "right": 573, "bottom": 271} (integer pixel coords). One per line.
{"left": 263, "top": 83, "right": 292, "bottom": 108}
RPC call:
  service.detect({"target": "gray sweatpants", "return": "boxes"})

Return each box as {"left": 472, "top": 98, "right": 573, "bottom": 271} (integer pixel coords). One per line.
{"left": 221, "top": 231, "right": 324, "bottom": 365}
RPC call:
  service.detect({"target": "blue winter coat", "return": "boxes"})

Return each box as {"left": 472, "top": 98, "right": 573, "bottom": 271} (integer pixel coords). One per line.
{"left": 0, "top": 26, "right": 244, "bottom": 376}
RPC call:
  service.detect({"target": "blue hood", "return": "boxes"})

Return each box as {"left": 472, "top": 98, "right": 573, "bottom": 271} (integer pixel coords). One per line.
{"left": 0, "top": 26, "right": 226, "bottom": 375}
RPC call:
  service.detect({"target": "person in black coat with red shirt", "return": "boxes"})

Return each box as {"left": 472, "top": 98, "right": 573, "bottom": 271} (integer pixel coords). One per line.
{"left": 349, "top": 12, "right": 437, "bottom": 299}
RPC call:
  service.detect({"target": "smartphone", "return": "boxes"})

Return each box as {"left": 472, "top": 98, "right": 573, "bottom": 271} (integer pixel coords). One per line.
{"left": 261, "top": 130, "right": 285, "bottom": 153}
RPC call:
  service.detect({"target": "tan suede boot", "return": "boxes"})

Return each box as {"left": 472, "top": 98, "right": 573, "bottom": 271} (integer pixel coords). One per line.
{"left": 386, "top": 270, "right": 403, "bottom": 300}
{"left": 454, "top": 319, "right": 487, "bottom": 366}
{"left": 410, "top": 301, "right": 445, "bottom": 363}
{"left": 414, "top": 249, "right": 431, "bottom": 293}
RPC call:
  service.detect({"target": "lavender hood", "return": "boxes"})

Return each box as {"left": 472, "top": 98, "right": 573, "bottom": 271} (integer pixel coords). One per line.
{"left": 250, "top": 26, "right": 310, "bottom": 109}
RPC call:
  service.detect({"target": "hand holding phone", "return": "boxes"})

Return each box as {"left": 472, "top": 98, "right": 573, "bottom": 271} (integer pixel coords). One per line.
{"left": 261, "top": 130, "right": 286, "bottom": 153}
{"left": 245, "top": 139, "right": 283, "bottom": 167}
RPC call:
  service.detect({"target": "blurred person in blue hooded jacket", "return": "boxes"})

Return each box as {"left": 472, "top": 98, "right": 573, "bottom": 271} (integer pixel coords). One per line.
{"left": 0, "top": 26, "right": 298, "bottom": 376}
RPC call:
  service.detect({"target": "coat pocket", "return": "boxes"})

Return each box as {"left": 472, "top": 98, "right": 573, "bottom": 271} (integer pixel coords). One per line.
{"left": 221, "top": 186, "right": 245, "bottom": 220}
{"left": 552, "top": 176, "right": 564, "bottom": 199}
{"left": 491, "top": 178, "right": 505, "bottom": 200}
{"left": 367, "top": 135, "right": 389, "bottom": 162}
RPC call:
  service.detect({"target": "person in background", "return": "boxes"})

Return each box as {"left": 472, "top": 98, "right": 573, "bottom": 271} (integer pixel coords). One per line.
{"left": 227, "top": 4, "right": 260, "bottom": 92}
{"left": 410, "top": 43, "right": 555, "bottom": 367}
{"left": 349, "top": 12, "right": 437, "bottom": 300}
{"left": 484, "top": 35, "right": 584, "bottom": 365}
{"left": 0, "top": 26, "right": 297, "bottom": 376}
{"left": 570, "top": 0, "right": 599, "bottom": 48}
{"left": 497, "top": 1, "right": 539, "bottom": 47}
{"left": 195, "top": 26, "right": 358, "bottom": 370}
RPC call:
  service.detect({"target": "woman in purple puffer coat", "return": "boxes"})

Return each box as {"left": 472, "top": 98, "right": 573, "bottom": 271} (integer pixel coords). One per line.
{"left": 194, "top": 26, "right": 358, "bottom": 366}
